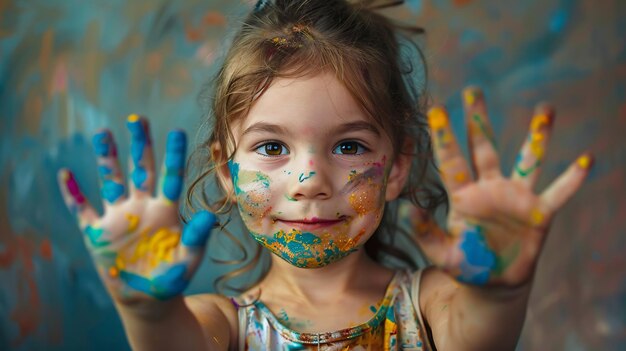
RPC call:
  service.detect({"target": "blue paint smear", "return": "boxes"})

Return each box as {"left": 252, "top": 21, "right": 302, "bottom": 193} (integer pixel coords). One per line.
{"left": 181, "top": 210, "right": 216, "bottom": 247}
{"left": 85, "top": 225, "right": 110, "bottom": 247}
{"left": 127, "top": 118, "right": 148, "bottom": 190}
{"left": 457, "top": 226, "right": 496, "bottom": 285}
{"left": 92, "top": 131, "right": 111, "bottom": 156}
{"left": 102, "top": 179, "right": 125, "bottom": 203}
{"left": 162, "top": 130, "right": 186, "bottom": 200}
{"left": 119, "top": 263, "right": 189, "bottom": 300}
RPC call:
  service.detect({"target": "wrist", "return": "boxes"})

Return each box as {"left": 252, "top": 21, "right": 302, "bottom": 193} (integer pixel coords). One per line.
{"left": 113, "top": 294, "right": 187, "bottom": 321}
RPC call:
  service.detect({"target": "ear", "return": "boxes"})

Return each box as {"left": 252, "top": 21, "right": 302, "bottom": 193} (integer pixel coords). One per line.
{"left": 385, "top": 139, "right": 413, "bottom": 201}
{"left": 211, "top": 142, "right": 236, "bottom": 203}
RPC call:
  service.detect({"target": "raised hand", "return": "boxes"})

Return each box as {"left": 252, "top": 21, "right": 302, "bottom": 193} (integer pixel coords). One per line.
{"left": 413, "top": 87, "right": 592, "bottom": 288}
{"left": 57, "top": 115, "right": 216, "bottom": 303}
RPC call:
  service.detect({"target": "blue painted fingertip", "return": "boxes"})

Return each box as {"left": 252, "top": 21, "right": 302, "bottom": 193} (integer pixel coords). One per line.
{"left": 119, "top": 263, "right": 188, "bottom": 300}
{"left": 127, "top": 115, "right": 149, "bottom": 189}
{"left": 181, "top": 211, "right": 217, "bottom": 247}
{"left": 92, "top": 130, "right": 112, "bottom": 156}
{"left": 162, "top": 130, "right": 186, "bottom": 201}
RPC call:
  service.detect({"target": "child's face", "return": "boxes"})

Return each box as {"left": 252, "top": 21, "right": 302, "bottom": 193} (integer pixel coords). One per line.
{"left": 223, "top": 71, "right": 408, "bottom": 268}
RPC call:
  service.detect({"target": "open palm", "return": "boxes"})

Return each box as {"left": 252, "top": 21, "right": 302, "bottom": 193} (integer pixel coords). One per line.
{"left": 57, "top": 115, "right": 216, "bottom": 303}
{"left": 412, "top": 87, "right": 591, "bottom": 287}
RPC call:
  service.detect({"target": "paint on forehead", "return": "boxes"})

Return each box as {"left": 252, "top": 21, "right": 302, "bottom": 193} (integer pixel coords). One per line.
{"left": 250, "top": 228, "right": 359, "bottom": 268}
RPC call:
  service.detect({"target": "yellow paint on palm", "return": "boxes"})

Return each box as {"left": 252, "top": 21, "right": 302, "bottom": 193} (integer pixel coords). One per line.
{"left": 114, "top": 227, "right": 181, "bottom": 272}
{"left": 148, "top": 228, "right": 181, "bottom": 268}
{"left": 530, "top": 208, "right": 544, "bottom": 226}
{"left": 125, "top": 213, "right": 140, "bottom": 232}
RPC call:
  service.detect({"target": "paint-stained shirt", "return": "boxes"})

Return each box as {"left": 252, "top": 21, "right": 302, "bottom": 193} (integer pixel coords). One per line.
{"left": 233, "top": 269, "right": 433, "bottom": 350}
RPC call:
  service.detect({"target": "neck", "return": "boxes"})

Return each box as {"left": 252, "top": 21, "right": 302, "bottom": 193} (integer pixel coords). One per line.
{"left": 260, "top": 248, "right": 391, "bottom": 304}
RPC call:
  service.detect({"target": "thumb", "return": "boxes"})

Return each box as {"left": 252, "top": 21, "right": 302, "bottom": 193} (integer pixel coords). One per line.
{"left": 181, "top": 211, "right": 217, "bottom": 247}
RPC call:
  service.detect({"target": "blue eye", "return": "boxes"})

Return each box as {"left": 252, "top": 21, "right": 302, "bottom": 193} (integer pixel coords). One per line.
{"left": 333, "top": 141, "right": 367, "bottom": 155}
{"left": 256, "top": 142, "right": 289, "bottom": 156}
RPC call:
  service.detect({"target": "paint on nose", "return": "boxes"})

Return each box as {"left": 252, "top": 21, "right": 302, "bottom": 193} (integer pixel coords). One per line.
{"left": 298, "top": 171, "right": 316, "bottom": 182}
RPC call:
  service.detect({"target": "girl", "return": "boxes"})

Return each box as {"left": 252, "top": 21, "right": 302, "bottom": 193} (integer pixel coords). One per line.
{"left": 56, "top": 0, "right": 592, "bottom": 350}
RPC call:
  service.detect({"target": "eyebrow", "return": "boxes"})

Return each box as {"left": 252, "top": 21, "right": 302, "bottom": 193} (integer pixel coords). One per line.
{"left": 241, "top": 122, "right": 290, "bottom": 137}
{"left": 240, "top": 120, "right": 381, "bottom": 137}
{"left": 333, "top": 121, "right": 381, "bottom": 137}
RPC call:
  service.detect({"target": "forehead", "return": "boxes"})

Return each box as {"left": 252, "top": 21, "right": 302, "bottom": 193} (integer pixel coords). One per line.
{"left": 234, "top": 71, "right": 376, "bottom": 135}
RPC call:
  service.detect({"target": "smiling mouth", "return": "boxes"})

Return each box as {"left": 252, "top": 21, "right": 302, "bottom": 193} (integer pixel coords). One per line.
{"left": 276, "top": 217, "right": 347, "bottom": 230}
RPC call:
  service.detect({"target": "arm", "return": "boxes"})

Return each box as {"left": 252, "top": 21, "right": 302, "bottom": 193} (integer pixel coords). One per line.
{"left": 56, "top": 117, "right": 233, "bottom": 351}
{"left": 421, "top": 268, "right": 530, "bottom": 351}
{"left": 412, "top": 87, "right": 591, "bottom": 350}
{"left": 113, "top": 294, "right": 235, "bottom": 351}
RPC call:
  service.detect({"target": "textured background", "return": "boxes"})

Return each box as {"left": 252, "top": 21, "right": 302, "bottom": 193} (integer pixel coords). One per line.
{"left": 1, "top": 0, "right": 624, "bottom": 350}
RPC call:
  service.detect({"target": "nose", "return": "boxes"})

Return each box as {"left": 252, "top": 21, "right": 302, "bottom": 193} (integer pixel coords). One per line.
{"left": 288, "top": 159, "right": 333, "bottom": 201}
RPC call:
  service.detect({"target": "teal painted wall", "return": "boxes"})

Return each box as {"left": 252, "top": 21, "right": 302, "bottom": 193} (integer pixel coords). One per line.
{"left": 1, "top": 0, "right": 624, "bottom": 350}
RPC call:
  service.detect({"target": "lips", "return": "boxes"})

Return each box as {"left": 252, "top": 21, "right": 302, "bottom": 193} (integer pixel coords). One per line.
{"left": 276, "top": 216, "right": 346, "bottom": 230}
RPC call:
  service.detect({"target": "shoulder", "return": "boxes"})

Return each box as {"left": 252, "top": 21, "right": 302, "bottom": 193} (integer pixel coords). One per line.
{"left": 185, "top": 293, "right": 239, "bottom": 351}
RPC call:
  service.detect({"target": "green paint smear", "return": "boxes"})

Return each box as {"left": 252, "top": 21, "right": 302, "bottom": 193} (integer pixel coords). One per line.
{"left": 472, "top": 114, "right": 497, "bottom": 148}
{"left": 514, "top": 159, "right": 540, "bottom": 177}
{"left": 284, "top": 194, "right": 297, "bottom": 202}
{"left": 494, "top": 241, "right": 521, "bottom": 276}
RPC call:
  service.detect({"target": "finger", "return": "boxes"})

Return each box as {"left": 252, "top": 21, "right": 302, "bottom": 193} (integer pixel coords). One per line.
{"left": 410, "top": 210, "right": 455, "bottom": 269}
{"left": 127, "top": 114, "right": 156, "bottom": 198}
{"left": 57, "top": 168, "right": 99, "bottom": 230}
{"left": 92, "top": 129, "right": 127, "bottom": 209}
{"left": 181, "top": 211, "right": 217, "bottom": 248}
{"left": 427, "top": 106, "right": 473, "bottom": 193}
{"left": 511, "top": 104, "right": 554, "bottom": 188}
{"left": 463, "top": 87, "right": 501, "bottom": 180}
{"left": 540, "top": 153, "right": 593, "bottom": 215}
{"left": 157, "top": 129, "right": 187, "bottom": 204}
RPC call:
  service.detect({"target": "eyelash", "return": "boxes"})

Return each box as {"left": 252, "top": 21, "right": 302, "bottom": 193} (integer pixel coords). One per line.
{"left": 254, "top": 141, "right": 289, "bottom": 157}
{"left": 253, "top": 140, "right": 369, "bottom": 157}
{"left": 333, "top": 141, "right": 369, "bottom": 156}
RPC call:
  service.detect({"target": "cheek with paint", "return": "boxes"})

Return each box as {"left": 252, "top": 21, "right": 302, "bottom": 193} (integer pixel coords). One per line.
{"left": 344, "top": 158, "right": 388, "bottom": 219}
{"left": 228, "top": 161, "right": 272, "bottom": 227}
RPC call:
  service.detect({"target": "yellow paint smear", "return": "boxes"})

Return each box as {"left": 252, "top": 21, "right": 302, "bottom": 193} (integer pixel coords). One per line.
{"left": 577, "top": 155, "right": 591, "bottom": 169}
{"left": 530, "top": 208, "right": 544, "bottom": 226}
{"left": 127, "top": 114, "right": 140, "bottom": 122}
{"left": 427, "top": 107, "right": 448, "bottom": 130}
